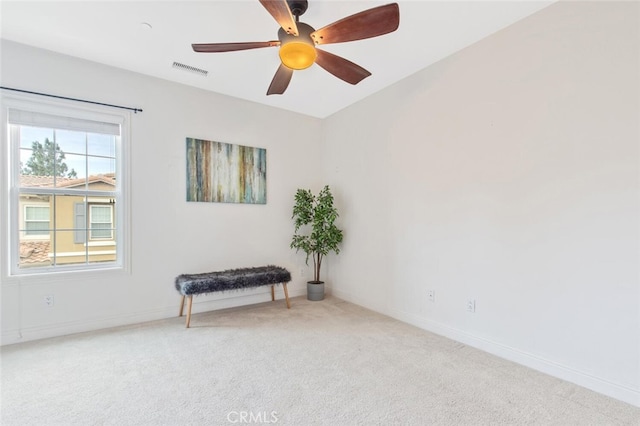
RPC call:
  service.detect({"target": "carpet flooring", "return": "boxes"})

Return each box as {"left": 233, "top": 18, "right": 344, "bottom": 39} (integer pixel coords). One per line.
{"left": 1, "top": 296, "right": 638, "bottom": 425}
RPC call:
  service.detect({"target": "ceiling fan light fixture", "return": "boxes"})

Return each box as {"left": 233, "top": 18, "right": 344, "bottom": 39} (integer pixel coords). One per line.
{"left": 279, "top": 42, "right": 316, "bottom": 70}
{"left": 277, "top": 22, "right": 316, "bottom": 70}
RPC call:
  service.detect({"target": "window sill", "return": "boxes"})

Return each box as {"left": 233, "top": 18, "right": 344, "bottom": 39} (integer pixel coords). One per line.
{"left": 84, "top": 241, "right": 116, "bottom": 247}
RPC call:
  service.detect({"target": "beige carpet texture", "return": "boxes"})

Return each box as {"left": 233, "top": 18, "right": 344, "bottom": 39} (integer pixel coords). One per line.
{"left": 1, "top": 296, "right": 639, "bottom": 425}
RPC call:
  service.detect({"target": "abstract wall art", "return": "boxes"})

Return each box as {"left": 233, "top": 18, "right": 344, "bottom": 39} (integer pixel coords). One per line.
{"left": 186, "top": 137, "right": 267, "bottom": 204}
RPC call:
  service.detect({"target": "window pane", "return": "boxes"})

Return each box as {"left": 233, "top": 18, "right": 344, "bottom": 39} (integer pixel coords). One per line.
{"left": 52, "top": 194, "right": 86, "bottom": 232}
{"left": 88, "top": 156, "right": 116, "bottom": 179}
{"left": 19, "top": 126, "right": 82, "bottom": 182}
{"left": 91, "top": 205, "right": 111, "bottom": 221}
{"left": 55, "top": 129, "right": 86, "bottom": 156}
{"left": 24, "top": 222, "right": 49, "bottom": 236}
{"left": 19, "top": 148, "right": 55, "bottom": 190}
{"left": 88, "top": 133, "right": 116, "bottom": 157}
{"left": 19, "top": 126, "right": 54, "bottom": 150}
{"left": 20, "top": 144, "right": 55, "bottom": 178}
{"left": 50, "top": 230, "right": 87, "bottom": 266}
{"left": 60, "top": 153, "right": 87, "bottom": 182}
{"left": 19, "top": 238, "right": 51, "bottom": 268}
{"left": 90, "top": 224, "right": 112, "bottom": 239}
{"left": 25, "top": 206, "right": 49, "bottom": 220}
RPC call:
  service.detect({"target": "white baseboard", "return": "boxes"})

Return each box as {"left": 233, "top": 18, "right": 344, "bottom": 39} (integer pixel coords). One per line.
{"left": 331, "top": 289, "right": 640, "bottom": 408}
{"left": 1, "top": 285, "right": 306, "bottom": 346}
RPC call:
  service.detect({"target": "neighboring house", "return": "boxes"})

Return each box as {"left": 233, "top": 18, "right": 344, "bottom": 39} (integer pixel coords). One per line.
{"left": 19, "top": 174, "right": 116, "bottom": 268}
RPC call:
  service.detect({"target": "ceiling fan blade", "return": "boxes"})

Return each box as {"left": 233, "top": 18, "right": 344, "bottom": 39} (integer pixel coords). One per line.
{"left": 315, "top": 49, "right": 371, "bottom": 85}
{"left": 267, "top": 64, "right": 294, "bottom": 95}
{"left": 259, "top": 0, "right": 299, "bottom": 36}
{"left": 192, "top": 41, "right": 280, "bottom": 53}
{"left": 311, "top": 3, "right": 399, "bottom": 46}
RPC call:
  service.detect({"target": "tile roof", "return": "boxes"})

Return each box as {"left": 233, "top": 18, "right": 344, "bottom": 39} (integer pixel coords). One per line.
{"left": 20, "top": 173, "right": 115, "bottom": 188}
{"left": 19, "top": 175, "right": 74, "bottom": 187}
{"left": 19, "top": 241, "right": 51, "bottom": 266}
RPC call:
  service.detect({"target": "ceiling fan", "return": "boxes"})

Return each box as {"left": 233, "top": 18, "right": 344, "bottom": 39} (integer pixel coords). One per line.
{"left": 192, "top": 0, "right": 400, "bottom": 95}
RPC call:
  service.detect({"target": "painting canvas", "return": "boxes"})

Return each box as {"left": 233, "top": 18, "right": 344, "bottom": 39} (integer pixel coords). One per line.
{"left": 186, "top": 137, "right": 267, "bottom": 204}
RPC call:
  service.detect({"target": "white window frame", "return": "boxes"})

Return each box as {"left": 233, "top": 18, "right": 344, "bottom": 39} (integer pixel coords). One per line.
{"left": 1, "top": 92, "right": 131, "bottom": 276}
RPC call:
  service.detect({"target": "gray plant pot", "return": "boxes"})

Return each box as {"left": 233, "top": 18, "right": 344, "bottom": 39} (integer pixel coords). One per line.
{"left": 307, "top": 281, "right": 325, "bottom": 301}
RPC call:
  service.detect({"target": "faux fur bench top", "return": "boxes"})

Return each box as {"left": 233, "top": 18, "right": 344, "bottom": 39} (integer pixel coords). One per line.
{"left": 175, "top": 265, "right": 292, "bottom": 296}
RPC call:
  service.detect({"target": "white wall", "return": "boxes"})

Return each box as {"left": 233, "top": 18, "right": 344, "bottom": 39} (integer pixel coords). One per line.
{"left": 1, "top": 40, "right": 323, "bottom": 343}
{"left": 322, "top": 1, "right": 639, "bottom": 406}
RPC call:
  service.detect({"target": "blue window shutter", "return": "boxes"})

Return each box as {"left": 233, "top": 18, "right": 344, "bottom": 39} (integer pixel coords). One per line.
{"left": 74, "top": 202, "right": 86, "bottom": 244}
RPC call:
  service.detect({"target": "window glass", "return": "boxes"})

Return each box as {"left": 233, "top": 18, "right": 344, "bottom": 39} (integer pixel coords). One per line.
{"left": 90, "top": 205, "right": 113, "bottom": 239}
{"left": 7, "top": 104, "right": 125, "bottom": 274}
{"left": 24, "top": 206, "right": 50, "bottom": 236}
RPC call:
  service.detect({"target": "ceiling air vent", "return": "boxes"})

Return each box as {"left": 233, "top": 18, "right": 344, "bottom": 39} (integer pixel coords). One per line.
{"left": 172, "top": 61, "right": 208, "bottom": 77}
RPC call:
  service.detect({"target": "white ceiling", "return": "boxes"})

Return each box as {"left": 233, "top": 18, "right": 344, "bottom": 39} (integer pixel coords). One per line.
{"left": 1, "top": 1, "right": 554, "bottom": 118}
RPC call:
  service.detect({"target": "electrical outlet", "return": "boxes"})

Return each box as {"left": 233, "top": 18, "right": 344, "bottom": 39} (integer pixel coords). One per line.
{"left": 44, "top": 294, "right": 54, "bottom": 307}
{"left": 427, "top": 290, "right": 435, "bottom": 302}
{"left": 466, "top": 299, "right": 475, "bottom": 313}
{"left": 300, "top": 268, "right": 305, "bottom": 277}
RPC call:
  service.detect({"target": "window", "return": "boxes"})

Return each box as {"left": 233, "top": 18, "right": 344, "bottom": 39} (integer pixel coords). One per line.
{"left": 3, "top": 95, "right": 129, "bottom": 274}
{"left": 24, "top": 205, "right": 50, "bottom": 236}
{"left": 89, "top": 204, "right": 113, "bottom": 240}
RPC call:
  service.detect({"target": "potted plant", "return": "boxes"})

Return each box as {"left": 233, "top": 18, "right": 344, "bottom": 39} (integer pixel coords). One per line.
{"left": 291, "top": 185, "right": 343, "bottom": 301}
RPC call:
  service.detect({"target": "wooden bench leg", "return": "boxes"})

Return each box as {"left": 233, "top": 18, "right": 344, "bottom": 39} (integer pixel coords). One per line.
{"left": 186, "top": 295, "right": 193, "bottom": 328}
{"left": 179, "top": 295, "right": 185, "bottom": 317}
{"left": 271, "top": 285, "right": 275, "bottom": 302}
{"left": 283, "top": 283, "right": 291, "bottom": 309}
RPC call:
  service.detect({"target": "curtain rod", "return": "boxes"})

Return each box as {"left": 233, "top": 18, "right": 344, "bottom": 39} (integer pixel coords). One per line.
{"left": 0, "top": 86, "right": 143, "bottom": 113}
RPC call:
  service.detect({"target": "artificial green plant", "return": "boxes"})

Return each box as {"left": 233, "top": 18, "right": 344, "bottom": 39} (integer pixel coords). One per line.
{"left": 290, "top": 185, "right": 343, "bottom": 282}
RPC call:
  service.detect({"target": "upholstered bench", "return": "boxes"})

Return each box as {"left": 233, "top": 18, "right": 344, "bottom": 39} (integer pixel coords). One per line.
{"left": 175, "top": 265, "right": 292, "bottom": 328}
